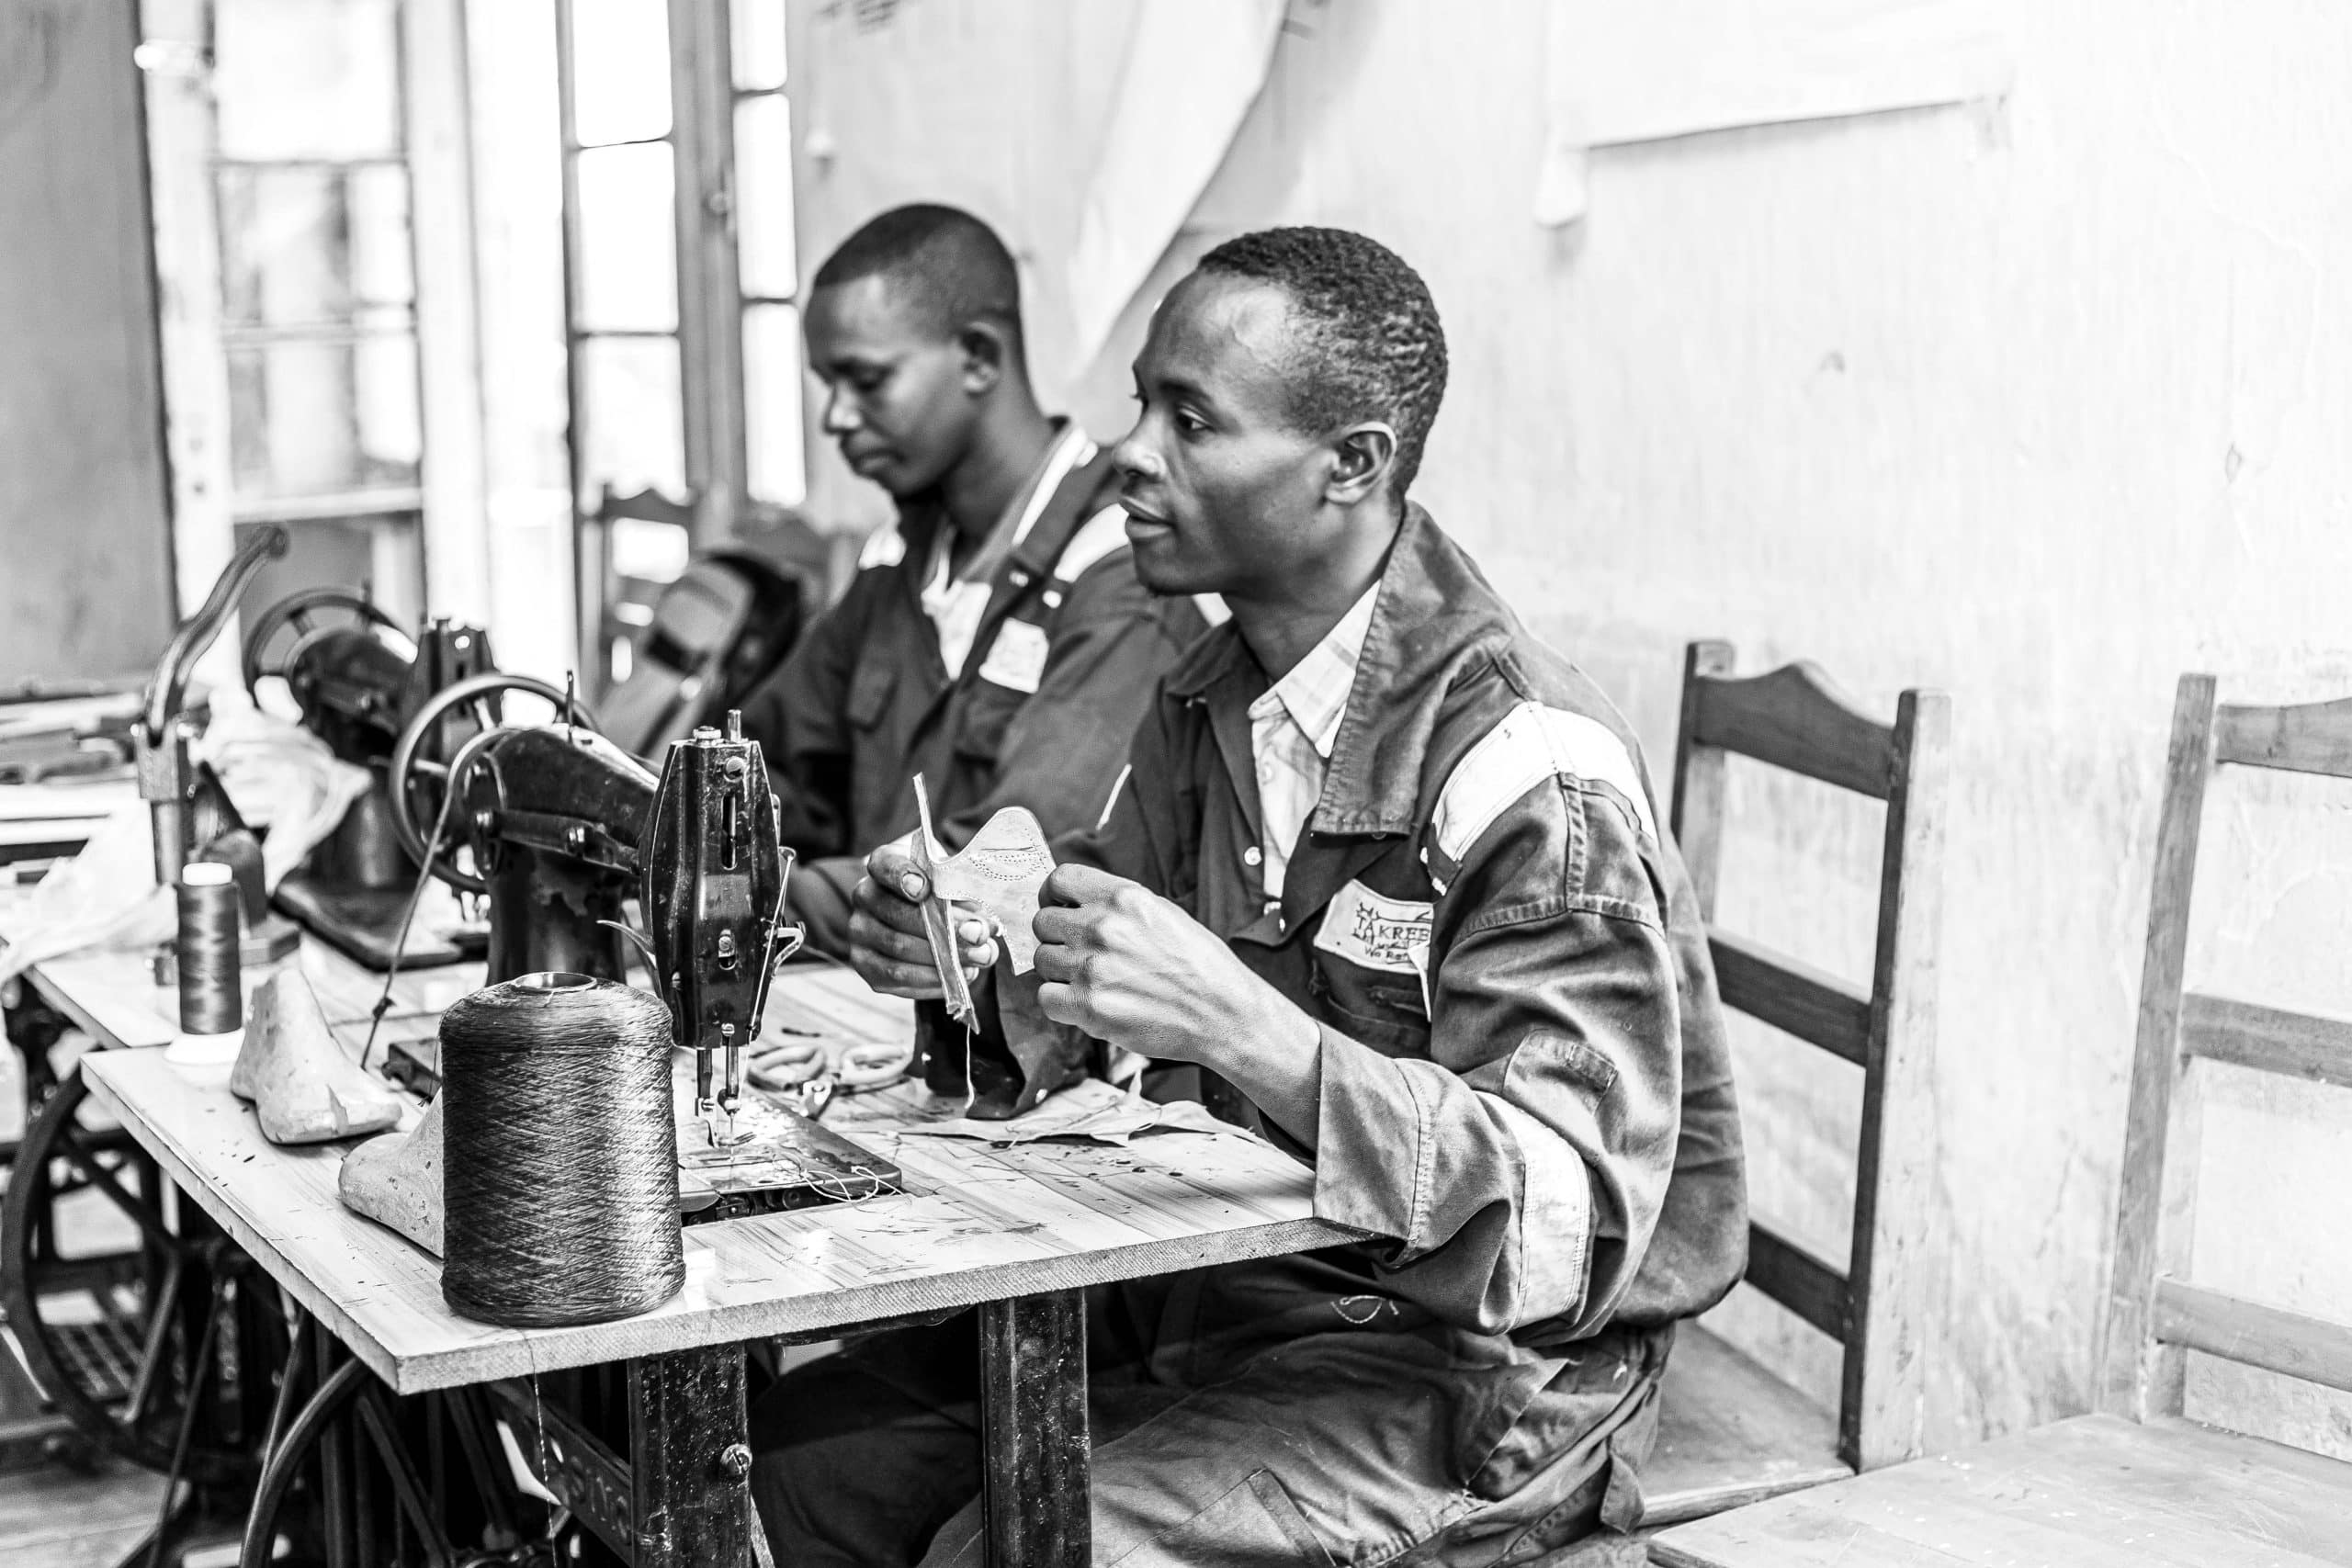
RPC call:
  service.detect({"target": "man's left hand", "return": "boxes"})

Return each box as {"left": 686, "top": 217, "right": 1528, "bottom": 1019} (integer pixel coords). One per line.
{"left": 1031, "top": 864, "right": 1311, "bottom": 1068}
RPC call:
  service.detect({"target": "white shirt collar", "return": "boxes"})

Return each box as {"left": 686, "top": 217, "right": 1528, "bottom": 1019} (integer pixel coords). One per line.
{"left": 1251, "top": 584, "right": 1379, "bottom": 761}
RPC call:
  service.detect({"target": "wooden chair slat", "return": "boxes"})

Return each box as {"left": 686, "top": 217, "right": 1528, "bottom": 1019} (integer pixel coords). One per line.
{"left": 1653, "top": 1414, "right": 2352, "bottom": 1568}
{"left": 1709, "top": 931, "right": 1871, "bottom": 1067}
{"left": 1689, "top": 663, "right": 1900, "bottom": 800}
{"left": 2213, "top": 696, "right": 2352, "bottom": 779}
{"left": 2180, "top": 991, "right": 2352, "bottom": 1091}
{"left": 1745, "top": 1224, "right": 1849, "bottom": 1342}
{"left": 1840, "top": 685, "right": 1948, "bottom": 1472}
{"left": 2153, "top": 1280, "right": 2352, "bottom": 1397}
{"left": 2098, "top": 673, "right": 2218, "bottom": 1419}
{"left": 1655, "top": 1517, "right": 1970, "bottom": 1567}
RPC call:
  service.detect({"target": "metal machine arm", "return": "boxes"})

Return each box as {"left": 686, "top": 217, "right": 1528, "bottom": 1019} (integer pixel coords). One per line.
{"left": 138, "top": 525, "right": 290, "bottom": 886}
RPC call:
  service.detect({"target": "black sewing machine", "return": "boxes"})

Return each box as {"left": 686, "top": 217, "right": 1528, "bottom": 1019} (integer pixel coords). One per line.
{"left": 241, "top": 590, "right": 498, "bottom": 970}
{"left": 381, "top": 690, "right": 895, "bottom": 1218}
{"left": 136, "top": 527, "right": 304, "bottom": 972}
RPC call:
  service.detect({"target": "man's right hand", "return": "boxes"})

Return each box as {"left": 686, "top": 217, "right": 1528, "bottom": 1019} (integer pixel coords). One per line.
{"left": 847, "top": 833, "right": 1001, "bottom": 999}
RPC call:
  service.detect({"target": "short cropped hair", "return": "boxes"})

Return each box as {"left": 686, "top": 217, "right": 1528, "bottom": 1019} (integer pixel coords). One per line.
{"left": 812, "top": 204, "right": 1024, "bottom": 356}
{"left": 1198, "top": 226, "right": 1448, "bottom": 498}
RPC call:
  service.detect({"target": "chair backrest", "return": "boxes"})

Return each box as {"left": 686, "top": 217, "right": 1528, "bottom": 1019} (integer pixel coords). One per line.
{"left": 1670, "top": 639, "right": 1951, "bottom": 1472}
{"left": 597, "top": 551, "right": 804, "bottom": 759}
{"left": 2099, "top": 674, "right": 2352, "bottom": 1422}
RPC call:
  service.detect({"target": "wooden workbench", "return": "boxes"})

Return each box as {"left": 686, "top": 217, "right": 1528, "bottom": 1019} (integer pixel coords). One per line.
{"left": 33, "top": 934, "right": 1357, "bottom": 1566}
{"left": 81, "top": 1032, "right": 1341, "bottom": 1395}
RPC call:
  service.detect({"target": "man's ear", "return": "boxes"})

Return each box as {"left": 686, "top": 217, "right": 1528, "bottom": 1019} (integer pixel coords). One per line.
{"left": 1325, "top": 423, "right": 1397, "bottom": 506}
{"left": 956, "top": 321, "right": 1013, "bottom": 395}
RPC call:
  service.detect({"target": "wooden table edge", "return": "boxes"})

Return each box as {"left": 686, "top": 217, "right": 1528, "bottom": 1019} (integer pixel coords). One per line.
{"left": 79, "top": 1049, "right": 420, "bottom": 1389}
{"left": 80, "top": 1050, "right": 1363, "bottom": 1395}
{"left": 20, "top": 958, "right": 154, "bottom": 1050}
{"left": 383, "top": 1213, "right": 1365, "bottom": 1394}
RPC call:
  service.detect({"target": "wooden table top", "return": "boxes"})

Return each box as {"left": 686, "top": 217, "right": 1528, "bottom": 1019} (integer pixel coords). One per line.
{"left": 77, "top": 964, "right": 1355, "bottom": 1396}
{"left": 7, "top": 931, "right": 480, "bottom": 1059}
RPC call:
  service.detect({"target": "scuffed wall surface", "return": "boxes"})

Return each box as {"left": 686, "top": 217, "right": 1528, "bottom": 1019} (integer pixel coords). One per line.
{"left": 794, "top": 0, "right": 2352, "bottom": 1450}
{"left": 0, "top": 0, "right": 175, "bottom": 681}
{"left": 786, "top": 0, "right": 1148, "bottom": 537}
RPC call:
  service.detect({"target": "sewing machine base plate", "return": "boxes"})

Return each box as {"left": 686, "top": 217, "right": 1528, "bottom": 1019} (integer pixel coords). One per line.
{"left": 675, "top": 1088, "right": 902, "bottom": 1222}
{"left": 381, "top": 1040, "right": 900, "bottom": 1221}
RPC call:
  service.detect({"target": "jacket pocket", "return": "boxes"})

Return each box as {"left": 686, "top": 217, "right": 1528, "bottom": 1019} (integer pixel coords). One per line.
{"left": 1309, "top": 961, "right": 1430, "bottom": 1057}
{"left": 1111, "top": 1468, "right": 1337, "bottom": 1568}
{"left": 951, "top": 671, "right": 1023, "bottom": 762}
{"left": 845, "top": 655, "right": 899, "bottom": 729}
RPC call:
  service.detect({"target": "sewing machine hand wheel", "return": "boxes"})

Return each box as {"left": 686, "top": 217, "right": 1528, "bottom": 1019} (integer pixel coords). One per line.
{"left": 386, "top": 672, "right": 597, "bottom": 896}
{"left": 240, "top": 587, "right": 409, "bottom": 698}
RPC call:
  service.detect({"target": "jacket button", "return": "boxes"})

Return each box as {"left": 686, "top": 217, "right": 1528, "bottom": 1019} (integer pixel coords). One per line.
{"left": 1243, "top": 846, "right": 1262, "bottom": 866}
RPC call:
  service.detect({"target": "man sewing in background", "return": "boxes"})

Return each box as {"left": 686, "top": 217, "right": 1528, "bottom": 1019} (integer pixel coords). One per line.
{"left": 738, "top": 204, "right": 1204, "bottom": 971}
{"left": 752, "top": 227, "right": 1749, "bottom": 1566}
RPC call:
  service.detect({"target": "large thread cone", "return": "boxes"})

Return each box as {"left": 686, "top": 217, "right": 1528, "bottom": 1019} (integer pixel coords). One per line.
{"left": 438, "top": 972, "right": 684, "bottom": 1327}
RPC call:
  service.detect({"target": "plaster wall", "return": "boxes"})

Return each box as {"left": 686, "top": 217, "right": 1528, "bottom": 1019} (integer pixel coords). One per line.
{"left": 790, "top": 0, "right": 2352, "bottom": 1451}
{"left": 0, "top": 0, "right": 175, "bottom": 682}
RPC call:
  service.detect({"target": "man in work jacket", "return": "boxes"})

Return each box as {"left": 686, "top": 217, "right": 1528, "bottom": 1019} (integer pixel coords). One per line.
{"left": 752, "top": 228, "right": 1748, "bottom": 1566}
{"left": 737, "top": 204, "right": 1206, "bottom": 978}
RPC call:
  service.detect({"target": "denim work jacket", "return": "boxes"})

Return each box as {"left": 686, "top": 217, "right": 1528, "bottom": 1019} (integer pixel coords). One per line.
{"left": 1068, "top": 505, "right": 1748, "bottom": 1352}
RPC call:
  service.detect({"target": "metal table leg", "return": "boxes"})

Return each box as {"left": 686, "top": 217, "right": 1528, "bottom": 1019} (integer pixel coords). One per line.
{"left": 979, "top": 1290, "right": 1090, "bottom": 1568}
{"left": 628, "top": 1344, "right": 756, "bottom": 1568}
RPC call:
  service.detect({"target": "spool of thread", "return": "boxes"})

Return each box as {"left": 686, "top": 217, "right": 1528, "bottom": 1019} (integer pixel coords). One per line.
{"left": 175, "top": 863, "right": 243, "bottom": 1036}
{"left": 438, "top": 973, "right": 684, "bottom": 1327}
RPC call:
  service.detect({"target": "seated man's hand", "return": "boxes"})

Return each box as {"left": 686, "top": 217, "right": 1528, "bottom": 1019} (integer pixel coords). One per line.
{"left": 847, "top": 833, "right": 999, "bottom": 1000}
{"left": 1032, "top": 865, "right": 1308, "bottom": 1067}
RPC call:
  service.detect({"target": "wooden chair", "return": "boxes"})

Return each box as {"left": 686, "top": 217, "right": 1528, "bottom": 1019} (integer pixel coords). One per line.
{"left": 1640, "top": 640, "right": 1950, "bottom": 1527}
{"left": 1650, "top": 672, "right": 2352, "bottom": 1567}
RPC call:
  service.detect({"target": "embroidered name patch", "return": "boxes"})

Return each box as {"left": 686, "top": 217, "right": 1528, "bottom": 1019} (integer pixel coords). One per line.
{"left": 1313, "top": 880, "right": 1433, "bottom": 975}
{"left": 977, "top": 618, "right": 1050, "bottom": 694}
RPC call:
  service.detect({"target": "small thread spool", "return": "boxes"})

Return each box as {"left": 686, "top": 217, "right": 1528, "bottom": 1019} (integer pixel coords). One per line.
{"left": 175, "top": 862, "right": 243, "bottom": 1036}
{"left": 439, "top": 973, "right": 684, "bottom": 1327}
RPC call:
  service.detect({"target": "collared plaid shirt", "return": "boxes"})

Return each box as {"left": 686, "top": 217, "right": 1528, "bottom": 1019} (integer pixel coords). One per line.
{"left": 1245, "top": 585, "right": 1379, "bottom": 902}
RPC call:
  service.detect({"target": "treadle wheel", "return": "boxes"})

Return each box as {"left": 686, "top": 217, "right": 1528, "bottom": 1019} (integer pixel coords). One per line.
{"left": 243, "top": 1338, "right": 587, "bottom": 1568}
{"left": 241, "top": 588, "right": 412, "bottom": 700}
{"left": 385, "top": 673, "right": 599, "bottom": 897}
{"left": 0, "top": 1066, "right": 273, "bottom": 1486}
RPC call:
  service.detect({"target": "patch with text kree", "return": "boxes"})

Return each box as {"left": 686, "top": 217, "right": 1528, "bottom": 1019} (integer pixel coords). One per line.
{"left": 1313, "top": 879, "right": 1433, "bottom": 975}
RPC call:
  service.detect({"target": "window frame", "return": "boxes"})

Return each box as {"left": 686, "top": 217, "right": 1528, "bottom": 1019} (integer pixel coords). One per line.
{"left": 556, "top": 0, "right": 805, "bottom": 679}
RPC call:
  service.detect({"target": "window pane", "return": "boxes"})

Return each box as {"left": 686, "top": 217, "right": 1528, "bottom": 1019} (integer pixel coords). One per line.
{"left": 743, "top": 304, "right": 806, "bottom": 506}
{"left": 215, "top": 0, "right": 402, "bottom": 161}
{"left": 578, "top": 336, "right": 686, "bottom": 509}
{"left": 228, "top": 337, "right": 423, "bottom": 501}
{"left": 732, "top": 0, "right": 787, "bottom": 90}
{"left": 219, "top": 165, "right": 415, "bottom": 330}
{"left": 575, "top": 143, "right": 678, "bottom": 333}
{"left": 734, "top": 96, "right": 797, "bottom": 300}
{"left": 569, "top": 0, "right": 673, "bottom": 146}
{"left": 610, "top": 517, "right": 691, "bottom": 583}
